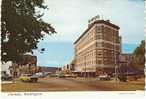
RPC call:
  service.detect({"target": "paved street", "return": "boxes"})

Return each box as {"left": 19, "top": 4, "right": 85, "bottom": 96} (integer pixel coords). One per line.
{"left": 1, "top": 76, "right": 145, "bottom": 92}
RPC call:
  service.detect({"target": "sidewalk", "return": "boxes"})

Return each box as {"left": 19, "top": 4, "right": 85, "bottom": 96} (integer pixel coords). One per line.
{"left": 1, "top": 81, "right": 14, "bottom": 84}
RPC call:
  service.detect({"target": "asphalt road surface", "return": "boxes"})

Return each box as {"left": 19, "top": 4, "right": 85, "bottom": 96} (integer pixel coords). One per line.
{"left": 2, "top": 76, "right": 145, "bottom": 92}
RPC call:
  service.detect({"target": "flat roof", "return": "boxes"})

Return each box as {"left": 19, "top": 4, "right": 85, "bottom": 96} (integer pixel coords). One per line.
{"left": 74, "top": 20, "right": 120, "bottom": 44}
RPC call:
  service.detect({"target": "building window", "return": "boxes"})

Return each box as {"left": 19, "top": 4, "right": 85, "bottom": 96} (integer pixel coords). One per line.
{"left": 97, "top": 26, "right": 102, "bottom": 32}
{"left": 101, "top": 25, "right": 104, "bottom": 32}
{"left": 97, "top": 53, "right": 102, "bottom": 56}
{"left": 96, "top": 43, "right": 102, "bottom": 47}
{"left": 98, "top": 60, "right": 102, "bottom": 64}
{"left": 97, "top": 34, "right": 102, "bottom": 39}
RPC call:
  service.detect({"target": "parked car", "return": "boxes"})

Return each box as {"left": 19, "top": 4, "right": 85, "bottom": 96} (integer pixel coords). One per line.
{"left": 64, "top": 74, "right": 77, "bottom": 78}
{"left": 97, "top": 74, "right": 111, "bottom": 80}
{"left": 118, "top": 74, "right": 127, "bottom": 82}
{"left": 49, "top": 73, "right": 58, "bottom": 77}
{"left": 58, "top": 73, "right": 77, "bottom": 78}
{"left": 58, "top": 73, "right": 65, "bottom": 78}
{"left": 19, "top": 74, "right": 38, "bottom": 82}
{"left": 44, "top": 72, "right": 50, "bottom": 76}
{"left": 70, "top": 74, "right": 77, "bottom": 78}
{"left": 35, "top": 72, "right": 46, "bottom": 78}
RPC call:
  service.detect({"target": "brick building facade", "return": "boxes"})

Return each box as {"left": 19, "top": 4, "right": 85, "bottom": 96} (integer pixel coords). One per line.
{"left": 74, "top": 16, "right": 121, "bottom": 76}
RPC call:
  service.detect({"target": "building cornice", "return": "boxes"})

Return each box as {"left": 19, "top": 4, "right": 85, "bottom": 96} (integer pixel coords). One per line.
{"left": 74, "top": 20, "right": 120, "bottom": 44}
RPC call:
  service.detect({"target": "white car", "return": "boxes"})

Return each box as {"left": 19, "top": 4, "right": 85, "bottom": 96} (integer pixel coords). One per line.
{"left": 97, "top": 74, "right": 111, "bottom": 80}
{"left": 35, "top": 72, "right": 45, "bottom": 78}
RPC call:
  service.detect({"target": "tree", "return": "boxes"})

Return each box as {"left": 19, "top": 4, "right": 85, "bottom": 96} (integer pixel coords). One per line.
{"left": 1, "top": 0, "right": 56, "bottom": 63}
{"left": 132, "top": 40, "right": 145, "bottom": 69}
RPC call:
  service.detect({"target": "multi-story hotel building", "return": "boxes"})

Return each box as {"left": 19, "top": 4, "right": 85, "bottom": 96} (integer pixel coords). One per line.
{"left": 74, "top": 16, "right": 122, "bottom": 76}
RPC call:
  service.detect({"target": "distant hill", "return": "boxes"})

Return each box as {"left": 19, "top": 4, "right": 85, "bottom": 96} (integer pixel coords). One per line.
{"left": 34, "top": 42, "right": 139, "bottom": 67}
{"left": 40, "top": 66, "right": 61, "bottom": 72}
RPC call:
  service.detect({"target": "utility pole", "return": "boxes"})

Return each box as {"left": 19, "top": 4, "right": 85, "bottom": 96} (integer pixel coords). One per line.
{"left": 114, "top": 32, "right": 119, "bottom": 88}
{"left": 126, "top": 61, "right": 129, "bottom": 79}
{"left": 84, "top": 56, "right": 86, "bottom": 78}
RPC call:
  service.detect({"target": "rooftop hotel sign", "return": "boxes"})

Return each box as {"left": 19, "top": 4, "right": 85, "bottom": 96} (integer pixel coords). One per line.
{"left": 88, "top": 15, "right": 100, "bottom": 24}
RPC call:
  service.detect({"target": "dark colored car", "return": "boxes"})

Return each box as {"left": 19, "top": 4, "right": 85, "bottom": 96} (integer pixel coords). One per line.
{"left": 118, "top": 74, "right": 127, "bottom": 82}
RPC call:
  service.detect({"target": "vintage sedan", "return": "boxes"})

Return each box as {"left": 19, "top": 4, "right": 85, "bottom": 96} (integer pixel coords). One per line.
{"left": 19, "top": 74, "right": 38, "bottom": 82}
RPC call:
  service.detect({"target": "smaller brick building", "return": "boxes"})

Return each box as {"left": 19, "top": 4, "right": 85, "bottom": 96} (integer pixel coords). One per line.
{"left": 10, "top": 54, "right": 37, "bottom": 77}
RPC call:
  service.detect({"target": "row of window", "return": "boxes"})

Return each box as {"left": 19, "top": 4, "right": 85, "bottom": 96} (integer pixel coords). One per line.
{"left": 96, "top": 42, "right": 120, "bottom": 50}
{"left": 77, "top": 59, "right": 116, "bottom": 67}
{"left": 96, "top": 25, "right": 118, "bottom": 34}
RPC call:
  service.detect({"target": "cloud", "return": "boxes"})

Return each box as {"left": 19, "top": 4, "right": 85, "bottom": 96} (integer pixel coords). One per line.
{"left": 34, "top": 0, "right": 144, "bottom": 67}
{"left": 37, "top": 59, "right": 68, "bottom": 67}
{"left": 40, "top": 0, "right": 144, "bottom": 44}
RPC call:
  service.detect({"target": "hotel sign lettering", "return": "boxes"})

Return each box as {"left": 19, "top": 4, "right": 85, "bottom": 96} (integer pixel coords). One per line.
{"left": 88, "top": 15, "right": 100, "bottom": 24}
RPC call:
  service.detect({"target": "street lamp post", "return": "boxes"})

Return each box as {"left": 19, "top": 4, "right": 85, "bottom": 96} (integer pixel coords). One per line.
{"left": 114, "top": 33, "right": 119, "bottom": 88}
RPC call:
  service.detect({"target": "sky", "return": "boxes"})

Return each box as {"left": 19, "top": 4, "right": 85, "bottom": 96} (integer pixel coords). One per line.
{"left": 33, "top": 0, "right": 144, "bottom": 67}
